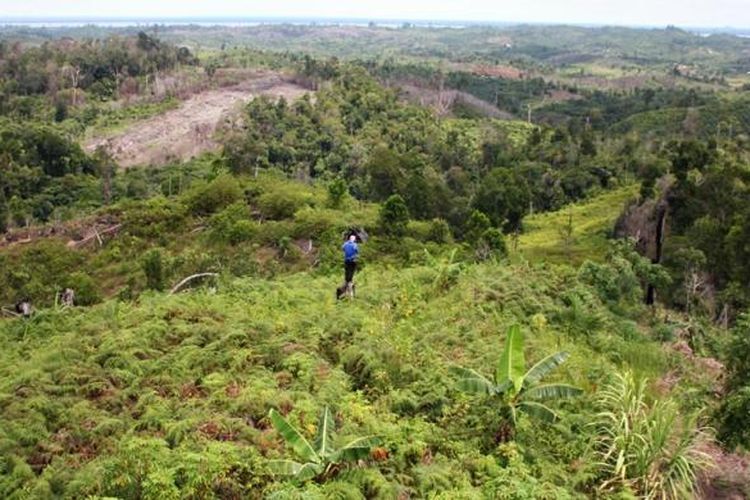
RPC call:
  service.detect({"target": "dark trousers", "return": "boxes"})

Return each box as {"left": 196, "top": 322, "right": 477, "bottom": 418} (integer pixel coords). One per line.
{"left": 344, "top": 260, "right": 357, "bottom": 283}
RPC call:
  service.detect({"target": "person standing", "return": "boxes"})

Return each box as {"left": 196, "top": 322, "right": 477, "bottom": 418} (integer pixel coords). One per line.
{"left": 338, "top": 234, "right": 359, "bottom": 299}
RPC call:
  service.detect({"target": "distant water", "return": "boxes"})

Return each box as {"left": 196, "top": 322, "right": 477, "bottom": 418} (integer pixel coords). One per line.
{"left": 2, "top": 20, "right": 261, "bottom": 28}
{"left": 0, "top": 17, "right": 478, "bottom": 29}
{"left": 1, "top": 18, "right": 749, "bottom": 35}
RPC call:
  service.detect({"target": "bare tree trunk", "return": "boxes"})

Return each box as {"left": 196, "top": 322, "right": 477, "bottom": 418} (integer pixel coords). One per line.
{"left": 646, "top": 202, "right": 667, "bottom": 305}
{"left": 170, "top": 273, "right": 219, "bottom": 294}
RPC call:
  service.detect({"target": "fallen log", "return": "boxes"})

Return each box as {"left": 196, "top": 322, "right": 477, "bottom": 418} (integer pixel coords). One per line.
{"left": 1, "top": 307, "right": 20, "bottom": 318}
{"left": 170, "top": 273, "right": 219, "bottom": 295}
{"left": 68, "top": 224, "right": 122, "bottom": 248}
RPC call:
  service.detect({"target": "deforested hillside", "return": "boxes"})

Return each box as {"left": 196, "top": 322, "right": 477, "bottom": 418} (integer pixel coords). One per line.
{"left": 0, "top": 233, "right": 729, "bottom": 498}
{"left": 2, "top": 23, "right": 750, "bottom": 499}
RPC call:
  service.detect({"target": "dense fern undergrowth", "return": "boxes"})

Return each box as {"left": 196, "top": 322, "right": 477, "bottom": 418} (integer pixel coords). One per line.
{"left": 3, "top": 29, "right": 749, "bottom": 498}
{"left": 0, "top": 252, "right": 716, "bottom": 498}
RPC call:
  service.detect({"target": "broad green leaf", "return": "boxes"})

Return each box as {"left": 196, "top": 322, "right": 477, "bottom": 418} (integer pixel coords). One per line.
{"left": 268, "top": 460, "right": 322, "bottom": 481}
{"left": 334, "top": 436, "right": 383, "bottom": 462}
{"left": 294, "top": 462, "right": 324, "bottom": 482}
{"left": 450, "top": 366, "right": 495, "bottom": 395}
{"left": 524, "top": 383, "right": 583, "bottom": 401}
{"left": 518, "top": 400, "right": 558, "bottom": 422}
{"left": 497, "top": 324, "right": 525, "bottom": 393}
{"left": 267, "top": 459, "right": 306, "bottom": 476}
{"left": 313, "top": 406, "right": 335, "bottom": 458}
{"left": 494, "top": 378, "right": 514, "bottom": 396}
{"left": 269, "top": 409, "right": 319, "bottom": 463}
{"left": 523, "top": 351, "right": 570, "bottom": 388}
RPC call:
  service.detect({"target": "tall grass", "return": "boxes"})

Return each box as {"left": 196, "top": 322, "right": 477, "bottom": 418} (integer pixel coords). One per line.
{"left": 591, "top": 371, "right": 713, "bottom": 499}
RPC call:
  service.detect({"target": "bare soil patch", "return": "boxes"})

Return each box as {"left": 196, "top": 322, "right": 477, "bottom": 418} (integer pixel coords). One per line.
{"left": 85, "top": 72, "right": 310, "bottom": 168}
{"left": 471, "top": 64, "right": 526, "bottom": 79}
{"left": 397, "top": 83, "right": 515, "bottom": 119}
{"left": 699, "top": 442, "right": 750, "bottom": 499}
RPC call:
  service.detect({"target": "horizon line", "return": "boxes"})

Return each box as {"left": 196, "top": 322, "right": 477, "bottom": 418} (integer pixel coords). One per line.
{"left": 0, "top": 15, "right": 749, "bottom": 32}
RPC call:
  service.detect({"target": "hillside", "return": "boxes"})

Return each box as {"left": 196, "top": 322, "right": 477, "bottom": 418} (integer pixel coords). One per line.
{"left": 2, "top": 24, "right": 750, "bottom": 499}
{"left": 0, "top": 243, "right": 708, "bottom": 498}
{"left": 516, "top": 185, "right": 637, "bottom": 265}
{"left": 84, "top": 72, "right": 310, "bottom": 168}
{"left": 0, "top": 188, "right": 739, "bottom": 498}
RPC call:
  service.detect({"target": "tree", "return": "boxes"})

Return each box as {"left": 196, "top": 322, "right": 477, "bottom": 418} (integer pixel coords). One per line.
{"left": 142, "top": 249, "right": 165, "bottom": 291}
{"left": 379, "top": 194, "right": 409, "bottom": 237}
{"left": 671, "top": 247, "right": 707, "bottom": 315}
{"left": 268, "top": 407, "right": 381, "bottom": 482}
{"left": 327, "top": 177, "right": 348, "bottom": 209}
{"left": 638, "top": 160, "right": 665, "bottom": 200}
{"left": 718, "top": 313, "right": 750, "bottom": 448}
{"left": 473, "top": 168, "right": 531, "bottom": 232}
{"left": 580, "top": 132, "right": 597, "bottom": 156}
{"left": 94, "top": 147, "right": 116, "bottom": 205}
{"left": 475, "top": 228, "right": 508, "bottom": 261}
{"left": 464, "top": 210, "right": 491, "bottom": 244}
{"left": 366, "top": 146, "right": 404, "bottom": 201}
{"left": 451, "top": 325, "right": 581, "bottom": 440}
{"left": 0, "top": 186, "right": 7, "bottom": 233}
{"left": 670, "top": 140, "right": 711, "bottom": 183}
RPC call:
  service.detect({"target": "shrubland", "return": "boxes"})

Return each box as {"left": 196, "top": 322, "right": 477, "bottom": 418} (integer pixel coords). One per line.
{"left": 0, "top": 232, "right": 722, "bottom": 498}
{"left": 1, "top": 25, "right": 750, "bottom": 498}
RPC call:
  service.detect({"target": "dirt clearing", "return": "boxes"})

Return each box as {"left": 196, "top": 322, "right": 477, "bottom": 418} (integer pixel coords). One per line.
{"left": 396, "top": 83, "right": 515, "bottom": 119}
{"left": 85, "top": 72, "right": 310, "bottom": 168}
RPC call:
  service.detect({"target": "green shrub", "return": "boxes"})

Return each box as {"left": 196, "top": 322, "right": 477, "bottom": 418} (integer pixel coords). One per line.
{"left": 0, "top": 240, "right": 84, "bottom": 306}
{"left": 465, "top": 210, "right": 491, "bottom": 244}
{"left": 293, "top": 208, "right": 342, "bottom": 240}
{"left": 186, "top": 175, "right": 243, "bottom": 216}
{"left": 227, "top": 220, "right": 258, "bottom": 245}
{"left": 718, "top": 314, "right": 750, "bottom": 448}
{"left": 209, "top": 202, "right": 257, "bottom": 244}
{"left": 0, "top": 189, "right": 8, "bottom": 233}
{"left": 142, "top": 249, "right": 165, "bottom": 291}
{"left": 379, "top": 195, "right": 409, "bottom": 237}
{"left": 121, "top": 197, "right": 187, "bottom": 238}
{"left": 475, "top": 228, "right": 507, "bottom": 260}
{"left": 257, "top": 186, "right": 312, "bottom": 220}
{"left": 481, "top": 443, "right": 573, "bottom": 499}
{"left": 63, "top": 272, "right": 102, "bottom": 306}
{"left": 427, "top": 219, "right": 452, "bottom": 244}
{"left": 327, "top": 177, "right": 348, "bottom": 209}
{"left": 718, "top": 387, "right": 750, "bottom": 449}
{"left": 578, "top": 259, "right": 639, "bottom": 304}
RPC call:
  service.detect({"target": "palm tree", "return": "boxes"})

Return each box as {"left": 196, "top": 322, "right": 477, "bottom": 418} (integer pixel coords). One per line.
{"left": 451, "top": 324, "right": 582, "bottom": 438}
{"left": 268, "top": 406, "right": 382, "bottom": 482}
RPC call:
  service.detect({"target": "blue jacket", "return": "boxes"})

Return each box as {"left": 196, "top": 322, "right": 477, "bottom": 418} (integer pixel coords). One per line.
{"left": 342, "top": 240, "right": 359, "bottom": 262}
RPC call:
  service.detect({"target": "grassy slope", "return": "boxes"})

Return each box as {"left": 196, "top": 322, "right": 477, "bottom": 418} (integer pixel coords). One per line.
{"left": 515, "top": 185, "right": 637, "bottom": 266}
{"left": 0, "top": 187, "right": 694, "bottom": 498}
{"left": 0, "top": 260, "right": 676, "bottom": 498}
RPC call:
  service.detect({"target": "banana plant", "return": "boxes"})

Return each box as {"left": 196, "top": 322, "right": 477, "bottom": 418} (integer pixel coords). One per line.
{"left": 451, "top": 324, "right": 582, "bottom": 426}
{"left": 268, "top": 406, "right": 382, "bottom": 482}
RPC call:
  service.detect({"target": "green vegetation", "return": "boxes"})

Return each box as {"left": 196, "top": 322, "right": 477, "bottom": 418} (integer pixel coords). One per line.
{"left": 451, "top": 325, "right": 582, "bottom": 433}
{"left": 592, "top": 372, "right": 712, "bottom": 498}
{"left": 268, "top": 407, "right": 382, "bottom": 482}
{"left": 1, "top": 22, "right": 750, "bottom": 497}
{"left": 0, "top": 246, "right": 717, "bottom": 497}
{"left": 517, "top": 185, "right": 637, "bottom": 265}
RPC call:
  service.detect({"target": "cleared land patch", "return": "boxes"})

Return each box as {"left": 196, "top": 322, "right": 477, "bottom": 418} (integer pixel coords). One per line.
{"left": 85, "top": 72, "right": 310, "bottom": 168}
{"left": 515, "top": 185, "right": 638, "bottom": 265}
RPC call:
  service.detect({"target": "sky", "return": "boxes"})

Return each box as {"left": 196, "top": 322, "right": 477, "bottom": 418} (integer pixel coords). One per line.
{"left": 1, "top": 0, "right": 749, "bottom": 28}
